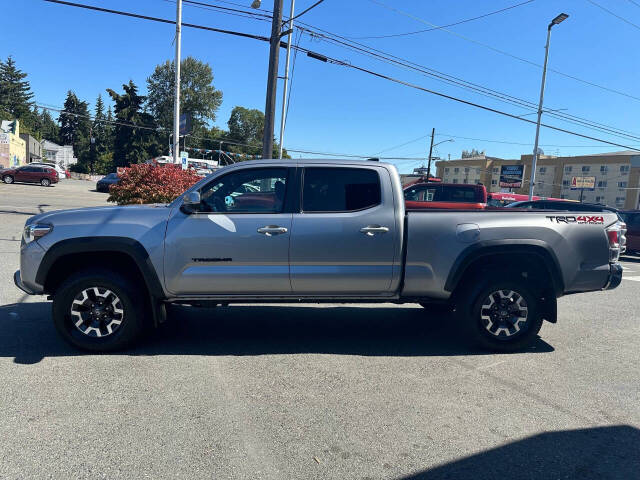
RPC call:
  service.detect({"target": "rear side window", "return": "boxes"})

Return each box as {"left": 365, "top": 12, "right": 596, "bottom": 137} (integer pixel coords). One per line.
{"left": 435, "top": 186, "right": 480, "bottom": 202}
{"left": 302, "top": 167, "right": 381, "bottom": 212}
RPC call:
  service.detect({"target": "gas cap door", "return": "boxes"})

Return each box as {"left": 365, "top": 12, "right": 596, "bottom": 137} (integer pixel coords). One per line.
{"left": 456, "top": 223, "right": 480, "bottom": 243}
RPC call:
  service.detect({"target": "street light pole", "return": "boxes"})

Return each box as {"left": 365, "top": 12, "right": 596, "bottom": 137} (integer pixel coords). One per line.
{"left": 278, "top": 0, "right": 295, "bottom": 159}
{"left": 529, "top": 12, "right": 568, "bottom": 200}
{"left": 173, "top": 0, "right": 183, "bottom": 165}
{"left": 262, "top": 0, "right": 284, "bottom": 159}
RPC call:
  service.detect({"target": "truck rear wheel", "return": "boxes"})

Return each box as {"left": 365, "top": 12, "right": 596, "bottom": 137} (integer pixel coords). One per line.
{"left": 458, "top": 277, "right": 543, "bottom": 352}
{"left": 52, "top": 269, "right": 146, "bottom": 352}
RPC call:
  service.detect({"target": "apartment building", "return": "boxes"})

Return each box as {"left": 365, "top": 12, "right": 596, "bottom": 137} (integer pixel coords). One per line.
{"left": 436, "top": 151, "right": 640, "bottom": 209}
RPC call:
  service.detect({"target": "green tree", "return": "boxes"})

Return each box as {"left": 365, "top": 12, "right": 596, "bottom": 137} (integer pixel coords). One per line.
{"left": 461, "top": 148, "right": 485, "bottom": 159}
{"left": 39, "top": 108, "right": 59, "bottom": 141}
{"left": 59, "top": 91, "right": 91, "bottom": 162}
{"left": 146, "top": 57, "right": 223, "bottom": 132}
{"left": 107, "top": 80, "right": 160, "bottom": 167}
{"left": 226, "top": 106, "right": 288, "bottom": 158}
{"left": 0, "top": 56, "right": 34, "bottom": 120}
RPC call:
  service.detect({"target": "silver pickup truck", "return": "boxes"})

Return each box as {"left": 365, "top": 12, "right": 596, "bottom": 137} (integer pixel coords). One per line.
{"left": 15, "top": 159, "right": 623, "bottom": 352}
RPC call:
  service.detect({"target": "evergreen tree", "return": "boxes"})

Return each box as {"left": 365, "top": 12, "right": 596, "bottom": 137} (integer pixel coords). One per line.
{"left": 0, "top": 56, "right": 34, "bottom": 120}
{"left": 40, "top": 108, "right": 60, "bottom": 141}
{"left": 107, "top": 80, "right": 160, "bottom": 167}
{"left": 58, "top": 91, "right": 91, "bottom": 162}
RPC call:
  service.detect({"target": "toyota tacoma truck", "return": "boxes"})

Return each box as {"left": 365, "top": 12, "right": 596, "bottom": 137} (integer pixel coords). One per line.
{"left": 14, "top": 159, "right": 624, "bottom": 352}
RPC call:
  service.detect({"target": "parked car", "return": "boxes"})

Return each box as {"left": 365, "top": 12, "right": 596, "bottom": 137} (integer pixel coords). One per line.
{"left": 96, "top": 173, "right": 119, "bottom": 192}
{"left": 14, "top": 159, "right": 623, "bottom": 353}
{"left": 620, "top": 210, "right": 640, "bottom": 254}
{"left": 29, "top": 162, "right": 67, "bottom": 179}
{"left": 507, "top": 200, "right": 627, "bottom": 252}
{"left": 404, "top": 182, "right": 487, "bottom": 209}
{"left": 1, "top": 165, "right": 59, "bottom": 186}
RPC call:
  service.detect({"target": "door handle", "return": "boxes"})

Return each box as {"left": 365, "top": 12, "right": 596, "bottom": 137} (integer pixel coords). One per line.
{"left": 360, "top": 225, "right": 389, "bottom": 236}
{"left": 257, "top": 225, "right": 288, "bottom": 236}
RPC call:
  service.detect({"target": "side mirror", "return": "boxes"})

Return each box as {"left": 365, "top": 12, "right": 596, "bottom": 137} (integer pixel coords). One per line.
{"left": 181, "top": 191, "right": 201, "bottom": 213}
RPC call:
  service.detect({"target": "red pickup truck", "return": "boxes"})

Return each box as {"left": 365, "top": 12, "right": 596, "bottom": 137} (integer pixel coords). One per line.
{"left": 404, "top": 182, "right": 487, "bottom": 209}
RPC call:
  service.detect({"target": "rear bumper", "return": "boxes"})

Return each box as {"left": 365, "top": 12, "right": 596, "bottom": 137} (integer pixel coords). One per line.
{"left": 14, "top": 270, "right": 36, "bottom": 295}
{"left": 603, "top": 263, "right": 623, "bottom": 290}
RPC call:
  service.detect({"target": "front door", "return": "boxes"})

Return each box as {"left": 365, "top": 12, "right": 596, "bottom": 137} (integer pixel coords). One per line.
{"left": 290, "top": 166, "right": 398, "bottom": 295}
{"left": 164, "top": 166, "right": 293, "bottom": 295}
{"left": 15, "top": 166, "right": 37, "bottom": 183}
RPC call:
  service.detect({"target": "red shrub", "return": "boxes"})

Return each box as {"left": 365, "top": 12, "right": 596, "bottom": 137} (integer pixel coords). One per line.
{"left": 108, "top": 163, "right": 201, "bottom": 205}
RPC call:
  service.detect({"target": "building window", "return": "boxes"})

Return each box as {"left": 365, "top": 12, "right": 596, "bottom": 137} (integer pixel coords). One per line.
{"left": 539, "top": 167, "right": 546, "bottom": 174}
{"left": 464, "top": 167, "right": 470, "bottom": 173}
{"left": 491, "top": 179, "right": 497, "bottom": 186}
{"left": 600, "top": 165, "right": 608, "bottom": 173}
{"left": 491, "top": 167, "right": 498, "bottom": 174}
{"left": 564, "top": 166, "right": 572, "bottom": 173}
{"left": 620, "top": 165, "right": 630, "bottom": 174}
{"left": 595, "top": 196, "right": 603, "bottom": 203}
{"left": 561, "top": 194, "right": 567, "bottom": 199}
{"left": 444, "top": 168, "right": 449, "bottom": 173}
{"left": 454, "top": 168, "right": 459, "bottom": 174}
{"left": 616, "top": 196, "right": 625, "bottom": 205}
{"left": 597, "top": 181, "right": 607, "bottom": 188}
{"left": 562, "top": 180, "right": 570, "bottom": 187}
{"left": 581, "top": 166, "right": 590, "bottom": 172}
{"left": 618, "top": 181, "right": 628, "bottom": 188}
{"left": 452, "top": 178, "right": 458, "bottom": 184}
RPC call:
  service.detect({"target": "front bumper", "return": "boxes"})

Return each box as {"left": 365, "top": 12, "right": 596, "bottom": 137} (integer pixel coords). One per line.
{"left": 14, "top": 270, "right": 36, "bottom": 295}
{"left": 604, "top": 263, "right": 623, "bottom": 290}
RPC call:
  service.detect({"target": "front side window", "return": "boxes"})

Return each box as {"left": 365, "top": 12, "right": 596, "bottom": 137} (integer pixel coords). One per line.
{"left": 198, "top": 167, "right": 288, "bottom": 213}
{"left": 302, "top": 167, "right": 381, "bottom": 212}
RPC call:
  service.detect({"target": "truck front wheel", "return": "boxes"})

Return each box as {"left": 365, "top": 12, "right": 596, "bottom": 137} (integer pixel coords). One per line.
{"left": 458, "top": 277, "right": 543, "bottom": 352}
{"left": 52, "top": 269, "right": 146, "bottom": 352}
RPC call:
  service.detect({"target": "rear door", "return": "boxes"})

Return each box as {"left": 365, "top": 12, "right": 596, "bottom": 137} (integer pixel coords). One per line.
{"left": 290, "top": 166, "right": 397, "bottom": 295}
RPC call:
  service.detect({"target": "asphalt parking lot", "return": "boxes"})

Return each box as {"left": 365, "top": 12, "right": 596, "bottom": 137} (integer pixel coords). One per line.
{"left": 0, "top": 179, "right": 639, "bottom": 479}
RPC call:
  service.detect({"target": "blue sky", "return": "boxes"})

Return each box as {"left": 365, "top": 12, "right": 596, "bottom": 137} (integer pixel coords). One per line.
{"left": 3, "top": 0, "right": 640, "bottom": 172}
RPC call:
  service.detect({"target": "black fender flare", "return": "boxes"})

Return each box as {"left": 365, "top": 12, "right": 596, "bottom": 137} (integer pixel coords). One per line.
{"left": 36, "top": 237, "right": 166, "bottom": 326}
{"left": 444, "top": 240, "right": 565, "bottom": 298}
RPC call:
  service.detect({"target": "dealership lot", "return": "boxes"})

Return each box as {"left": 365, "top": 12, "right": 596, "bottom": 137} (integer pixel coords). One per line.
{"left": 0, "top": 180, "right": 639, "bottom": 479}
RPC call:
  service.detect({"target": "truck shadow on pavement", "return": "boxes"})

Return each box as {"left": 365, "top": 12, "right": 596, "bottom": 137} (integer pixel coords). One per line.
{"left": 396, "top": 425, "right": 640, "bottom": 480}
{"left": 0, "top": 302, "right": 553, "bottom": 364}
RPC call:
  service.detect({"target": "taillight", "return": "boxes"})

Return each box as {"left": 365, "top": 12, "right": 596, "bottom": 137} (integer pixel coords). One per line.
{"left": 606, "top": 225, "right": 621, "bottom": 263}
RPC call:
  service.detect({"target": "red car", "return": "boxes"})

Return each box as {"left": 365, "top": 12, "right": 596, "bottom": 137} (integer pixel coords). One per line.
{"left": 2, "top": 165, "right": 59, "bottom": 187}
{"left": 404, "top": 182, "right": 487, "bottom": 209}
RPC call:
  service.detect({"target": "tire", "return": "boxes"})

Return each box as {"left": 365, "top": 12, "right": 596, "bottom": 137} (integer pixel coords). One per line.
{"left": 3, "top": 175, "right": 14, "bottom": 184}
{"left": 457, "top": 276, "right": 543, "bottom": 352}
{"left": 52, "top": 268, "right": 147, "bottom": 352}
{"left": 40, "top": 178, "right": 51, "bottom": 187}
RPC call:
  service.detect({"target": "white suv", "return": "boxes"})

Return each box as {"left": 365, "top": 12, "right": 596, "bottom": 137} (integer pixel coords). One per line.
{"left": 29, "top": 162, "right": 67, "bottom": 179}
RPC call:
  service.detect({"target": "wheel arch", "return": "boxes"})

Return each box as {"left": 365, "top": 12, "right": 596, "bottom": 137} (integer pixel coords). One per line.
{"left": 445, "top": 240, "right": 565, "bottom": 297}
{"left": 37, "top": 237, "right": 165, "bottom": 325}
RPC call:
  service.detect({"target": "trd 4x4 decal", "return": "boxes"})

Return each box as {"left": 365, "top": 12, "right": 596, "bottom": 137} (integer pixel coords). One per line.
{"left": 546, "top": 215, "right": 604, "bottom": 224}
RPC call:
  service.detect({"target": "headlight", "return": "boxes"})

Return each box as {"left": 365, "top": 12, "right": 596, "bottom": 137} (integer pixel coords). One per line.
{"left": 23, "top": 224, "right": 52, "bottom": 244}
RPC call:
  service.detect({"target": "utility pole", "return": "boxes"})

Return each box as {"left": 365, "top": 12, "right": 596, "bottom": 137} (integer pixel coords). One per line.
{"left": 529, "top": 13, "right": 568, "bottom": 200}
{"left": 426, "top": 127, "right": 435, "bottom": 182}
{"left": 173, "top": 0, "right": 183, "bottom": 165}
{"left": 262, "top": 0, "right": 284, "bottom": 159}
{"left": 278, "top": 0, "right": 295, "bottom": 159}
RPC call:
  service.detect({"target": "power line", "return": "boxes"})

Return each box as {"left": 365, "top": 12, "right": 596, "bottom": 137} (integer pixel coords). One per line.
{"left": 627, "top": 0, "right": 640, "bottom": 8}
{"left": 288, "top": 0, "right": 325, "bottom": 22}
{"left": 43, "top": 0, "right": 640, "bottom": 152}
{"left": 161, "top": 0, "right": 640, "bottom": 140}
{"left": 350, "top": 0, "right": 535, "bottom": 39}
{"left": 365, "top": 0, "right": 640, "bottom": 103}
{"left": 585, "top": 0, "right": 640, "bottom": 30}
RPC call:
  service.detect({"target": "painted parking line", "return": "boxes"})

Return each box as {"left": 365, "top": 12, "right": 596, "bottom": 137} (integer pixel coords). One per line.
{"left": 624, "top": 276, "right": 640, "bottom": 282}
